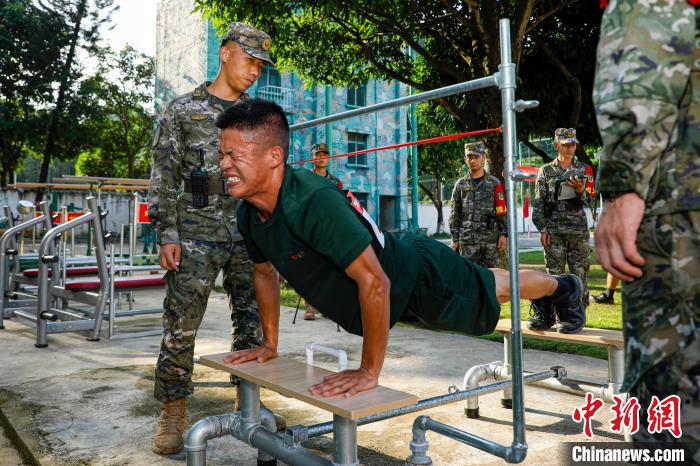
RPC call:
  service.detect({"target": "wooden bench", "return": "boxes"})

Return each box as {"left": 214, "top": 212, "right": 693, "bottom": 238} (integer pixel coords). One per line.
{"left": 198, "top": 352, "right": 418, "bottom": 420}
{"left": 495, "top": 319, "right": 624, "bottom": 400}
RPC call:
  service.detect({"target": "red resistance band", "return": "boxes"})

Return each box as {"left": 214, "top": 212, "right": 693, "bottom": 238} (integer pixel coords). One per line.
{"left": 290, "top": 127, "right": 503, "bottom": 166}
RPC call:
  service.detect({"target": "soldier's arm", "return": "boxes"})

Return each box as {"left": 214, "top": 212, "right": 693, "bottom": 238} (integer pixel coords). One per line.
{"left": 593, "top": 0, "right": 695, "bottom": 200}
{"left": 531, "top": 168, "right": 547, "bottom": 232}
{"left": 224, "top": 261, "right": 280, "bottom": 364}
{"left": 449, "top": 181, "right": 462, "bottom": 243}
{"left": 147, "top": 103, "right": 183, "bottom": 245}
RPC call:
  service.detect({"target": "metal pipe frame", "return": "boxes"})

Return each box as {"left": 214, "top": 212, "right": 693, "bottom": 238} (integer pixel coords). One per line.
{"left": 34, "top": 197, "right": 108, "bottom": 347}
{"left": 0, "top": 202, "right": 51, "bottom": 327}
{"left": 188, "top": 18, "right": 537, "bottom": 465}
{"left": 185, "top": 380, "right": 334, "bottom": 466}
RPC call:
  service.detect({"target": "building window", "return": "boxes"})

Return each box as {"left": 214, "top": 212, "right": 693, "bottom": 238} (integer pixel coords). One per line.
{"left": 347, "top": 133, "right": 368, "bottom": 166}
{"left": 346, "top": 84, "right": 367, "bottom": 107}
{"left": 353, "top": 192, "right": 369, "bottom": 211}
{"left": 259, "top": 65, "right": 281, "bottom": 88}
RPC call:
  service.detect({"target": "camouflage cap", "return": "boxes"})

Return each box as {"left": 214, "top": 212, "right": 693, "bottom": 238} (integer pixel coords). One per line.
{"left": 464, "top": 141, "right": 486, "bottom": 157}
{"left": 311, "top": 143, "right": 329, "bottom": 155}
{"left": 223, "top": 22, "right": 274, "bottom": 65}
{"left": 554, "top": 128, "right": 579, "bottom": 144}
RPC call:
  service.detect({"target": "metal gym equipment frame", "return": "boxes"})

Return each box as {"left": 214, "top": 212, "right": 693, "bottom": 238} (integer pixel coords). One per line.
{"left": 186, "top": 19, "right": 541, "bottom": 466}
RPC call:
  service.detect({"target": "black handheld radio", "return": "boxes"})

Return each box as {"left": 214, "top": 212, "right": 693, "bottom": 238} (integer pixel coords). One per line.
{"left": 190, "top": 149, "right": 209, "bottom": 208}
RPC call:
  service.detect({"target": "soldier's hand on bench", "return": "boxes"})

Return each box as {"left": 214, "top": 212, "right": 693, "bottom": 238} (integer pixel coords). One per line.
{"left": 309, "top": 367, "right": 378, "bottom": 398}
{"left": 223, "top": 345, "right": 278, "bottom": 365}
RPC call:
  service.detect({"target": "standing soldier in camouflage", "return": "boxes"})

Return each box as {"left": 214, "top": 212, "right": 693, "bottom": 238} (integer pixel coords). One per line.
{"left": 303, "top": 142, "right": 344, "bottom": 320}
{"left": 530, "top": 128, "right": 594, "bottom": 333}
{"left": 594, "top": 0, "right": 699, "bottom": 458}
{"left": 449, "top": 141, "right": 507, "bottom": 268}
{"left": 147, "top": 22, "right": 274, "bottom": 455}
{"left": 310, "top": 143, "right": 344, "bottom": 189}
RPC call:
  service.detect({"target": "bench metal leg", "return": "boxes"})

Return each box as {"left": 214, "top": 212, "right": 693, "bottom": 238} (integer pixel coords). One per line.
{"left": 608, "top": 346, "right": 624, "bottom": 395}
{"left": 333, "top": 414, "right": 358, "bottom": 466}
{"left": 502, "top": 332, "right": 513, "bottom": 409}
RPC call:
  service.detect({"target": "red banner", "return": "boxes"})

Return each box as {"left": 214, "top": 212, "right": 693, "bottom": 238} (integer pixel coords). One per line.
{"left": 136, "top": 202, "right": 150, "bottom": 224}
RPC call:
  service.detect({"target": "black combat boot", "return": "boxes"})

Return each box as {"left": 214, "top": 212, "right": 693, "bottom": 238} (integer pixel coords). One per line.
{"left": 553, "top": 274, "right": 586, "bottom": 334}
{"left": 527, "top": 297, "right": 556, "bottom": 331}
{"left": 593, "top": 290, "right": 614, "bottom": 305}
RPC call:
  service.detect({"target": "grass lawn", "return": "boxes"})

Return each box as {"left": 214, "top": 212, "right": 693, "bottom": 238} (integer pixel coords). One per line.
{"left": 277, "top": 249, "right": 622, "bottom": 361}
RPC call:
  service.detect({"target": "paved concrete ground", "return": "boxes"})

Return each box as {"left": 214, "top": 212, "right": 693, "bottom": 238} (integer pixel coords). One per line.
{"left": 0, "top": 287, "right": 624, "bottom": 466}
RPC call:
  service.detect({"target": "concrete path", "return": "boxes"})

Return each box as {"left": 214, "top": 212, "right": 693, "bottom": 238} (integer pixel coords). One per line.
{"left": 0, "top": 288, "right": 623, "bottom": 465}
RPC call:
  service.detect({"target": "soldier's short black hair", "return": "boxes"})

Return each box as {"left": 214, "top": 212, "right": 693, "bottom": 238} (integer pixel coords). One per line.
{"left": 215, "top": 99, "right": 290, "bottom": 162}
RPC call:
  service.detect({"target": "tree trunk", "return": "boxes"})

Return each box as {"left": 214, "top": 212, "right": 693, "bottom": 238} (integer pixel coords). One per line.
{"left": 434, "top": 179, "right": 444, "bottom": 234}
{"left": 418, "top": 180, "right": 443, "bottom": 234}
{"left": 36, "top": 0, "right": 87, "bottom": 203}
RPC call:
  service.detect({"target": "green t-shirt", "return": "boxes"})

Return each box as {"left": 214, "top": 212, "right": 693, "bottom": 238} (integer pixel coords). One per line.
{"left": 237, "top": 166, "right": 419, "bottom": 336}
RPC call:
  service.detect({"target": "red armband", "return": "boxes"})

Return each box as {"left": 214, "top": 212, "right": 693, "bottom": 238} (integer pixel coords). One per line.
{"left": 584, "top": 165, "right": 595, "bottom": 197}
{"left": 494, "top": 183, "right": 507, "bottom": 216}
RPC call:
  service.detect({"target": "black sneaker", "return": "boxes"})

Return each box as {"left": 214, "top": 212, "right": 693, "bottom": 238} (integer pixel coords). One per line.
{"left": 593, "top": 291, "right": 614, "bottom": 305}
{"left": 553, "top": 274, "right": 585, "bottom": 334}
{"left": 527, "top": 297, "right": 555, "bottom": 331}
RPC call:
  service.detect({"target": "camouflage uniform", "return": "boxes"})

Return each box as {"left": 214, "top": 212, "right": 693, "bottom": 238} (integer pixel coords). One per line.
{"left": 532, "top": 131, "right": 595, "bottom": 304}
{"left": 449, "top": 143, "right": 507, "bottom": 268}
{"left": 594, "top": 0, "right": 699, "bottom": 456}
{"left": 310, "top": 143, "right": 344, "bottom": 189}
{"left": 148, "top": 24, "right": 275, "bottom": 401}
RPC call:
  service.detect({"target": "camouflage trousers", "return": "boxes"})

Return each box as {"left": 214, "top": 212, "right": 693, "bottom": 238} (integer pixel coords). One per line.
{"left": 622, "top": 212, "right": 700, "bottom": 460}
{"left": 459, "top": 241, "right": 502, "bottom": 268}
{"left": 154, "top": 239, "right": 261, "bottom": 401}
{"left": 543, "top": 232, "right": 590, "bottom": 304}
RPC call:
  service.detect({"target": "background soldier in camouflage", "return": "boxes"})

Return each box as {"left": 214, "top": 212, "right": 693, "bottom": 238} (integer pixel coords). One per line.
{"left": 147, "top": 22, "right": 272, "bottom": 455}
{"left": 449, "top": 141, "right": 507, "bottom": 268}
{"left": 303, "top": 142, "right": 344, "bottom": 320}
{"left": 594, "top": 0, "right": 699, "bottom": 458}
{"left": 531, "top": 128, "right": 594, "bottom": 333}
{"left": 310, "top": 143, "right": 343, "bottom": 189}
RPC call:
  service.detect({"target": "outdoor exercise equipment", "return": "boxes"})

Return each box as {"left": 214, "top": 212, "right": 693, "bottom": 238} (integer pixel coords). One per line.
{"left": 186, "top": 19, "right": 541, "bottom": 466}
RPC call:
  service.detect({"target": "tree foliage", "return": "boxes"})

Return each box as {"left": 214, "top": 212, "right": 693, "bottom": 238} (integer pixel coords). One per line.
{"left": 75, "top": 46, "right": 155, "bottom": 178}
{"left": 0, "top": 0, "right": 70, "bottom": 185}
{"left": 34, "top": 0, "right": 117, "bottom": 199}
{"left": 195, "top": 0, "right": 603, "bottom": 180}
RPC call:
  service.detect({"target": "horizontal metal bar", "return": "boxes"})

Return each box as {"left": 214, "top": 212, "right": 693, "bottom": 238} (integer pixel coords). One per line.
{"left": 306, "top": 369, "right": 556, "bottom": 438}
{"left": 108, "top": 330, "right": 162, "bottom": 340}
{"left": 111, "top": 308, "right": 161, "bottom": 317}
{"left": 12, "top": 310, "right": 37, "bottom": 322}
{"left": 289, "top": 75, "right": 498, "bottom": 132}
{"left": 46, "top": 319, "right": 95, "bottom": 333}
{"left": 422, "top": 416, "right": 508, "bottom": 458}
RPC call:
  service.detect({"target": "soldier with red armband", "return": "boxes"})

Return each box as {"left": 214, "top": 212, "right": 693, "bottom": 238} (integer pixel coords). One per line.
{"left": 449, "top": 141, "right": 508, "bottom": 269}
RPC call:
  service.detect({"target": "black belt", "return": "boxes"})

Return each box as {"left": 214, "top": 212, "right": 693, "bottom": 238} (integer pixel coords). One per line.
{"left": 184, "top": 179, "right": 227, "bottom": 195}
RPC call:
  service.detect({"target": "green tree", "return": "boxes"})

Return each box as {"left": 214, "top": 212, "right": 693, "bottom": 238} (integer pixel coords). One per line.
{"left": 0, "top": 0, "right": 70, "bottom": 186}
{"left": 413, "top": 103, "right": 465, "bottom": 234}
{"left": 75, "top": 46, "right": 155, "bottom": 178}
{"left": 34, "top": 0, "right": 117, "bottom": 200}
{"left": 195, "top": 0, "right": 603, "bottom": 179}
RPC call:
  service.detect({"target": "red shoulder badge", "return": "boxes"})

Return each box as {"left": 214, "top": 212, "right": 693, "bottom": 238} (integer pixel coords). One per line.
{"left": 688, "top": 0, "right": 699, "bottom": 7}
{"left": 494, "top": 183, "right": 507, "bottom": 216}
{"left": 584, "top": 165, "right": 595, "bottom": 197}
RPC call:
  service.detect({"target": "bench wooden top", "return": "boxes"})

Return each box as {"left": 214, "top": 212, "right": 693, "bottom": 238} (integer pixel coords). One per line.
{"left": 495, "top": 319, "right": 623, "bottom": 348}
{"left": 198, "top": 353, "right": 419, "bottom": 420}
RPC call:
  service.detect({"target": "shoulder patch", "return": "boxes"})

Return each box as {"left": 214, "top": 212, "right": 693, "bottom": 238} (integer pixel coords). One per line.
{"left": 190, "top": 114, "right": 209, "bottom": 121}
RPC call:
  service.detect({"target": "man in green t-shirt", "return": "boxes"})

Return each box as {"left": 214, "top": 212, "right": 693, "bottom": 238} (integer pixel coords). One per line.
{"left": 216, "top": 99, "right": 585, "bottom": 398}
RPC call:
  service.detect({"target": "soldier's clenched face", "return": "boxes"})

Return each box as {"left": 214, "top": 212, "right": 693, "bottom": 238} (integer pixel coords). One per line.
{"left": 220, "top": 42, "right": 264, "bottom": 95}
{"left": 219, "top": 128, "right": 284, "bottom": 202}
